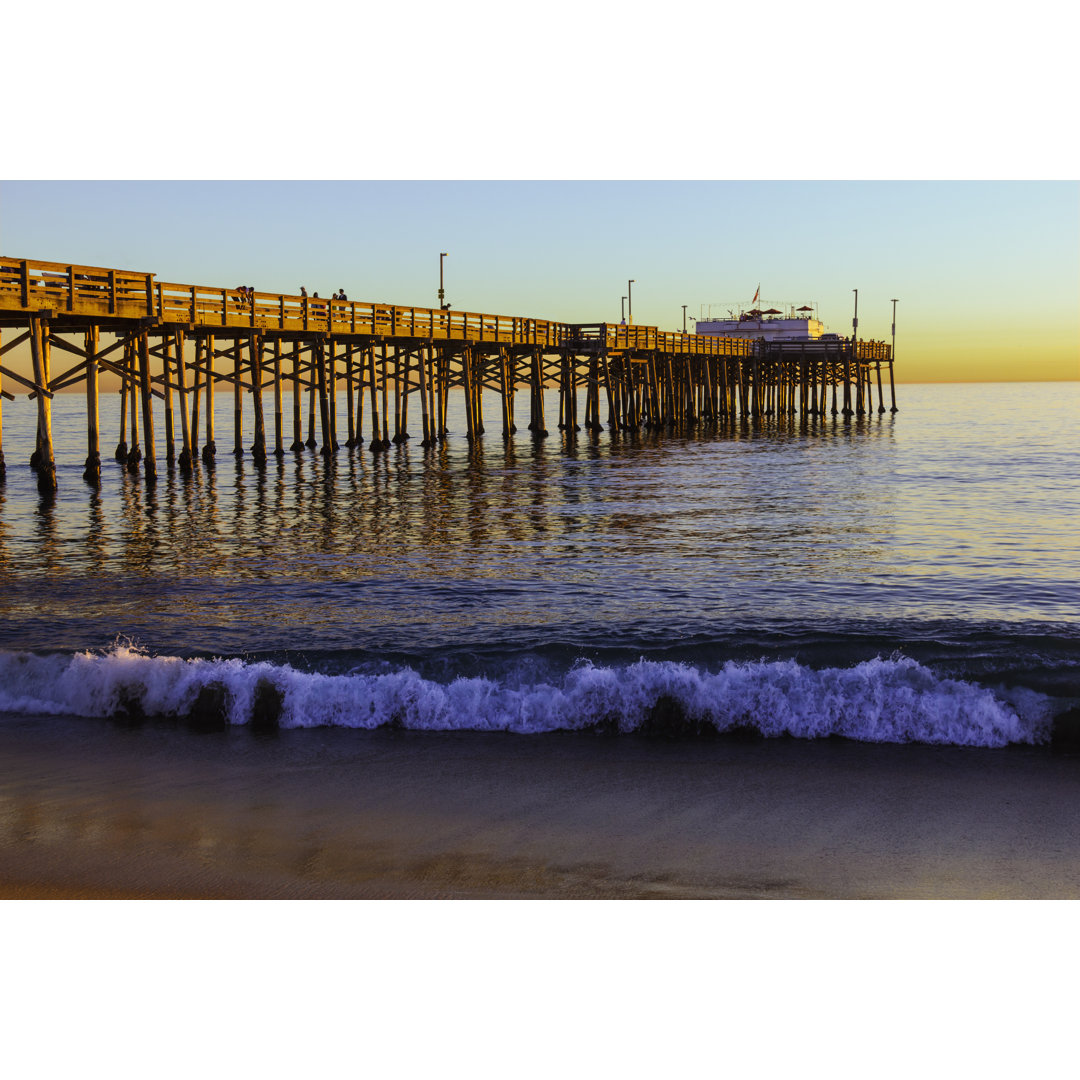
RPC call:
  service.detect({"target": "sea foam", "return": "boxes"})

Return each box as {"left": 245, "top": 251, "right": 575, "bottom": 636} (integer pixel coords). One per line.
{"left": 0, "top": 644, "right": 1051, "bottom": 747}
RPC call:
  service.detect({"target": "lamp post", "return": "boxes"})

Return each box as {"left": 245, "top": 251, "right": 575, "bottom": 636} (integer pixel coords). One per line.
{"left": 889, "top": 298, "right": 899, "bottom": 413}
{"left": 621, "top": 296, "right": 627, "bottom": 323}
{"left": 438, "top": 252, "right": 448, "bottom": 309}
{"left": 682, "top": 305, "right": 687, "bottom": 333}
{"left": 628, "top": 280, "right": 635, "bottom": 324}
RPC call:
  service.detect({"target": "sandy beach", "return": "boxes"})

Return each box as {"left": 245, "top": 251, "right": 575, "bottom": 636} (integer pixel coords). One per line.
{"left": 3, "top": 714, "right": 1079, "bottom": 900}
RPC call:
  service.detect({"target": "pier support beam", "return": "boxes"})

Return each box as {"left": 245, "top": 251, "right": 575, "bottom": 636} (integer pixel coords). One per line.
{"left": 290, "top": 342, "right": 304, "bottom": 452}
{"left": 174, "top": 330, "right": 193, "bottom": 473}
{"left": 202, "top": 333, "right": 216, "bottom": 464}
{"left": 418, "top": 344, "right": 433, "bottom": 446}
{"left": 344, "top": 343, "right": 356, "bottom": 447}
{"left": 0, "top": 329, "right": 5, "bottom": 482}
{"left": 314, "top": 337, "right": 333, "bottom": 456}
{"left": 368, "top": 343, "right": 383, "bottom": 452}
{"left": 272, "top": 339, "right": 284, "bottom": 456}
{"left": 328, "top": 339, "right": 339, "bottom": 450}
{"left": 127, "top": 340, "right": 141, "bottom": 473}
{"left": 137, "top": 330, "right": 157, "bottom": 482}
{"left": 83, "top": 325, "right": 100, "bottom": 484}
{"left": 250, "top": 333, "right": 267, "bottom": 464}
{"left": 29, "top": 318, "right": 56, "bottom": 493}
{"left": 115, "top": 343, "right": 129, "bottom": 462}
{"left": 233, "top": 338, "right": 244, "bottom": 456}
{"left": 163, "top": 334, "right": 175, "bottom": 465}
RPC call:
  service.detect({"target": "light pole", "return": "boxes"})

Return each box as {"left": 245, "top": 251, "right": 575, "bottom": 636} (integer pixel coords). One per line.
{"left": 438, "top": 252, "right": 448, "bottom": 309}
{"left": 682, "top": 305, "right": 687, "bottom": 333}
{"left": 628, "top": 280, "right": 635, "bottom": 324}
{"left": 621, "top": 296, "right": 627, "bottom": 323}
{"left": 889, "top": 298, "right": 899, "bottom": 413}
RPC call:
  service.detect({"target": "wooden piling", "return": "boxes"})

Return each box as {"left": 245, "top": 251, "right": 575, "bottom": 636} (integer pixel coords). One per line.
{"left": 500, "top": 348, "right": 513, "bottom": 438}
{"left": 418, "top": 344, "right": 433, "bottom": 446}
{"left": 174, "top": 329, "right": 193, "bottom": 472}
{"left": 290, "top": 342, "right": 304, "bottom": 451}
{"left": 162, "top": 335, "right": 175, "bottom": 465}
{"left": 477, "top": 352, "right": 486, "bottom": 440}
{"left": 344, "top": 344, "right": 356, "bottom": 447}
{"left": 462, "top": 348, "right": 477, "bottom": 441}
{"left": 250, "top": 333, "right": 267, "bottom": 463}
{"left": 83, "top": 325, "right": 100, "bottom": 483}
{"left": 305, "top": 350, "right": 317, "bottom": 449}
{"left": 353, "top": 345, "right": 365, "bottom": 446}
{"left": 393, "top": 346, "right": 404, "bottom": 444}
{"left": 433, "top": 348, "right": 445, "bottom": 439}
{"left": 127, "top": 341, "right": 141, "bottom": 472}
{"left": 137, "top": 331, "right": 157, "bottom": 482}
{"left": 400, "top": 348, "right": 411, "bottom": 441}
{"left": 115, "top": 343, "right": 129, "bottom": 462}
{"left": 368, "top": 343, "right": 382, "bottom": 453}
{"left": 842, "top": 345, "right": 853, "bottom": 416}
{"left": 315, "top": 338, "right": 333, "bottom": 456}
{"left": 426, "top": 344, "right": 438, "bottom": 442}
{"left": 202, "top": 332, "right": 216, "bottom": 464}
{"left": 0, "top": 329, "right": 5, "bottom": 480}
{"left": 327, "top": 338, "right": 339, "bottom": 450}
{"left": 29, "top": 318, "right": 56, "bottom": 492}
{"left": 506, "top": 350, "right": 517, "bottom": 434}
{"left": 233, "top": 338, "right": 244, "bottom": 456}
{"left": 380, "top": 343, "right": 390, "bottom": 448}
{"left": 272, "top": 339, "right": 284, "bottom": 456}
{"left": 190, "top": 337, "right": 202, "bottom": 453}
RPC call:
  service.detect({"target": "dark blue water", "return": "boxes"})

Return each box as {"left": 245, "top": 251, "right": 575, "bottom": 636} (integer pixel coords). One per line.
{"left": 1, "top": 381, "right": 1077, "bottom": 746}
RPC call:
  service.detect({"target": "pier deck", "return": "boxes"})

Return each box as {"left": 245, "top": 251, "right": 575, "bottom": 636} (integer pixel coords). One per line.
{"left": 0, "top": 256, "right": 895, "bottom": 492}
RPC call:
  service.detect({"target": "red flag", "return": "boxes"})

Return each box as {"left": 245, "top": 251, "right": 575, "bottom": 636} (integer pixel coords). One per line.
{"left": 752, "top": 284, "right": 760, "bottom": 304}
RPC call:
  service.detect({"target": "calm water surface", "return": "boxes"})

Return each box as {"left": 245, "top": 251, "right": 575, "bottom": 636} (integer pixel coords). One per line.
{"left": 0, "top": 381, "right": 1077, "bottom": 744}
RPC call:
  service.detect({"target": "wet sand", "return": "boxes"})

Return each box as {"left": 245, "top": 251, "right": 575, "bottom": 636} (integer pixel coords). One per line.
{"left": 2, "top": 714, "right": 1080, "bottom": 899}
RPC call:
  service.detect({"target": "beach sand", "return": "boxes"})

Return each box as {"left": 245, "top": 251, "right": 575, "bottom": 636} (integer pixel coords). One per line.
{"left": 2, "top": 716, "right": 1079, "bottom": 900}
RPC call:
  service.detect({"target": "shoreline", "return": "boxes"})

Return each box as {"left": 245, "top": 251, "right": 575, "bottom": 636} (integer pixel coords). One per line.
{"left": 3, "top": 719, "right": 1080, "bottom": 900}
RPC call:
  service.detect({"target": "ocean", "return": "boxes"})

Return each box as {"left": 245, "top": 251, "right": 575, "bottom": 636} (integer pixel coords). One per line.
{"left": 1, "top": 379, "right": 1078, "bottom": 897}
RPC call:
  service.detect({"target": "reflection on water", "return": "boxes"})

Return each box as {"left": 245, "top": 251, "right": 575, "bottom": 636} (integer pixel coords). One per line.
{"left": 0, "top": 384, "right": 1077, "bottom": 656}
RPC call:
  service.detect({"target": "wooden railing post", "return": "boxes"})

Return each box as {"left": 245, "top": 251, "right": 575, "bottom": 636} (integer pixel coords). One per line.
{"left": 67, "top": 266, "right": 75, "bottom": 311}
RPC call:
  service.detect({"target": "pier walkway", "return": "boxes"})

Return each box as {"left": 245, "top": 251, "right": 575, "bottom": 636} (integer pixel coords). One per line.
{"left": 0, "top": 256, "right": 895, "bottom": 492}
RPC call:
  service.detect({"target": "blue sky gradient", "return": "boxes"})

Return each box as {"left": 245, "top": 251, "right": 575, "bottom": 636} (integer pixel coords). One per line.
{"left": 2, "top": 181, "right": 1077, "bottom": 380}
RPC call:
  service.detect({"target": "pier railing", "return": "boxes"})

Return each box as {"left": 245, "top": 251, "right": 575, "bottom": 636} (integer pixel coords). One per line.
{"left": 3, "top": 256, "right": 760, "bottom": 357}
{"left": 0, "top": 259, "right": 155, "bottom": 318}
{"left": 2, "top": 257, "right": 562, "bottom": 349}
{"left": 0, "top": 256, "right": 894, "bottom": 366}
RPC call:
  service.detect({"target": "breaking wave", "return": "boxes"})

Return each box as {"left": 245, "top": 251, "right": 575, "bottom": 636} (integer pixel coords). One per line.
{"left": 0, "top": 644, "right": 1054, "bottom": 747}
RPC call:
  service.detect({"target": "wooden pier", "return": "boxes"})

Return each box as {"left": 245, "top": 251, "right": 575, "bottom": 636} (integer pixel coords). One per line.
{"left": 0, "top": 256, "right": 896, "bottom": 492}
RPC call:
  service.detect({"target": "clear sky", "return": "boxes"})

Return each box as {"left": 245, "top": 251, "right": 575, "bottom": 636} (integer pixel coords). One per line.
{"left": 2, "top": 180, "right": 1076, "bottom": 382}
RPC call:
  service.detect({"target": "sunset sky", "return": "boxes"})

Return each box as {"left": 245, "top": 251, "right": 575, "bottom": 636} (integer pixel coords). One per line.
{"left": 2, "top": 180, "right": 1076, "bottom": 384}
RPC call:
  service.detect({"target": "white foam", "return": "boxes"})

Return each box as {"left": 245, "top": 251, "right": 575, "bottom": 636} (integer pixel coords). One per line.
{"left": 0, "top": 644, "right": 1053, "bottom": 747}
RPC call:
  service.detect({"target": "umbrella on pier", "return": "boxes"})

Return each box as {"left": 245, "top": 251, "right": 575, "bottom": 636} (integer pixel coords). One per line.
{"left": 761, "top": 308, "right": 782, "bottom": 315}
{"left": 797, "top": 305, "right": 813, "bottom": 311}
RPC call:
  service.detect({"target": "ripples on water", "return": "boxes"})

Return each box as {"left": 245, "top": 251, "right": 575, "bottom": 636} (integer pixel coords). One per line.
{"left": 0, "top": 382, "right": 1077, "bottom": 740}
